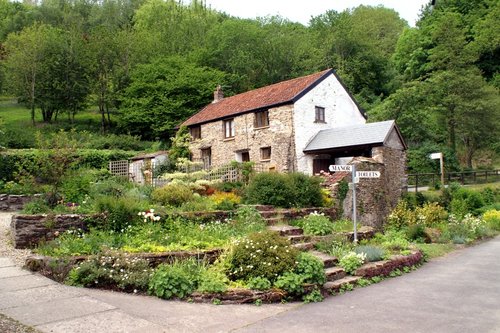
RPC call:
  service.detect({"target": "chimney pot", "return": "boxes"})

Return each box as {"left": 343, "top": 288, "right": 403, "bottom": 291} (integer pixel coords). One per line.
{"left": 213, "top": 85, "right": 224, "bottom": 103}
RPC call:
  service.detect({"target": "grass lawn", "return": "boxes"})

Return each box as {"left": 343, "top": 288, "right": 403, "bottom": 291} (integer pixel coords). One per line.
{"left": 0, "top": 96, "right": 103, "bottom": 130}
{"left": 414, "top": 243, "right": 458, "bottom": 260}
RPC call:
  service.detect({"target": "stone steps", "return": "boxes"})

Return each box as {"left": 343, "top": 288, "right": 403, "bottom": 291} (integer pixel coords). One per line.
{"left": 287, "top": 234, "right": 311, "bottom": 244}
{"left": 308, "top": 251, "right": 338, "bottom": 268}
{"left": 263, "top": 217, "right": 284, "bottom": 225}
{"left": 324, "top": 267, "right": 346, "bottom": 281}
{"left": 267, "top": 225, "right": 303, "bottom": 236}
{"left": 292, "top": 242, "right": 314, "bottom": 251}
{"left": 323, "top": 276, "right": 361, "bottom": 292}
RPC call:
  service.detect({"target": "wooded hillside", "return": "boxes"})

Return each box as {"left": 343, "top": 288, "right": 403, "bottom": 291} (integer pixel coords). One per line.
{"left": 0, "top": 0, "right": 498, "bottom": 171}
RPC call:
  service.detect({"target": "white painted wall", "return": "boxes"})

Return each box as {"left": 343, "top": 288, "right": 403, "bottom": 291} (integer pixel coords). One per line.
{"left": 293, "top": 73, "right": 366, "bottom": 174}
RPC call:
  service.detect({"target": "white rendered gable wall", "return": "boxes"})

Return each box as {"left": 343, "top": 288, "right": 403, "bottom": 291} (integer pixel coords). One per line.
{"left": 293, "top": 74, "right": 366, "bottom": 174}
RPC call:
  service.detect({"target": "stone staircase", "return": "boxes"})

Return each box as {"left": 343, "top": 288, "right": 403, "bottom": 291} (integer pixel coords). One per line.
{"left": 266, "top": 224, "right": 362, "bottom": 293}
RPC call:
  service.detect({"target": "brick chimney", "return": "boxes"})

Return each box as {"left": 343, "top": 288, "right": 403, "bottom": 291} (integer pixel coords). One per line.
{"left": 213, "top": 85, "right": 224, "bottom": 103}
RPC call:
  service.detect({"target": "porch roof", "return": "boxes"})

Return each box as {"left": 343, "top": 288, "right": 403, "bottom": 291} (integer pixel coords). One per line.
{"left": 303, "top": 120, "right": 405, "bottom": 153}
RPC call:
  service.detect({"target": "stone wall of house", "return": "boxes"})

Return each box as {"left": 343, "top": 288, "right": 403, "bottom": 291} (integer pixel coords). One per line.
{"left": 0, "top": 194, "right": 38, "bottom": 211}
{"left": 11, "top": 214, "right": 89, "bottom": 249}
{"left": 326, "top": 146, "right": 407, "bottom": 230}
{"left": 190, "top": 104, "right": 296, "bottom": 171}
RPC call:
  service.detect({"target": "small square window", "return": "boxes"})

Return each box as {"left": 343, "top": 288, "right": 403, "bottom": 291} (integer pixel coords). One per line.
{"left": 223, "top": 119, "right": 235, "bottom": 138}
{"left": 254, "top": 110, "right": 269, "bottom": 128}
{"left": 260, "top": 147, "right": 271, "bottom": 161}
{"left": 190, "top": 126, "right": 201, "bottom": 140}
{"left": 315, "top": 106, "right": 325, "bottom": 123}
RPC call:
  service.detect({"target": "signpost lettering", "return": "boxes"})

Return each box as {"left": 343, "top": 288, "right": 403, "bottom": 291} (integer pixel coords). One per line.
{"left": 356, "top": 171, "right": 381, "bottom": 178}
{"left": 329, "top": 165, "right": 352, "bottom": 172}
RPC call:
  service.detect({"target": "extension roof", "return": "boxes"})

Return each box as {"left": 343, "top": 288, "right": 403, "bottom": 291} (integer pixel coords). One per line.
{"left": 303, "top": 120, "right": 407, "bottom": 153}
{"left": 182, "top": 69, "right": 365, "bottom": 127}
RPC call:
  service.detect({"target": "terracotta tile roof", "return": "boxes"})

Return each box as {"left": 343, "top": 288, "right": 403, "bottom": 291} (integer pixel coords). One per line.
{"left": 182, "top": 69, "right": 333, "bottom": 127}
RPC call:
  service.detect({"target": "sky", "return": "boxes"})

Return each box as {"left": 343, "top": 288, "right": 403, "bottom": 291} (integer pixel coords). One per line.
{"left": 203, "top": 0, "right": 431, "bottom": 27}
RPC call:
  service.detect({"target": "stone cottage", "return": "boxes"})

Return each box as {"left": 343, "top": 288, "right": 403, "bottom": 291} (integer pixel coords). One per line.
{"left": 181, "top": 68, "right": 405, "bottom": 179}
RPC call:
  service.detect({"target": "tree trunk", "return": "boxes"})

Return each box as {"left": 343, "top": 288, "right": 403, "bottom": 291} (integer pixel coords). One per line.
{"left": 106, "top": 103, "right": 111, "bottom": 127}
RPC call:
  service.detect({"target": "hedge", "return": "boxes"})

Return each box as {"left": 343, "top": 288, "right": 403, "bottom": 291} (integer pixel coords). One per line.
{"left": 0, "top": 149, "right": 136, "bottom": 181}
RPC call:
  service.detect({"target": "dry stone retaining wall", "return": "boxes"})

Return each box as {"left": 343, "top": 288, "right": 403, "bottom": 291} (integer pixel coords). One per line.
{"left": 0, "top": 194, "right": 38, "bottom": 211}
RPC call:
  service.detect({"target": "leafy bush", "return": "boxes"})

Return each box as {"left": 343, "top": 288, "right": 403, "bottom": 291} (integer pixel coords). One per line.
{"left": 151, "top": 183, "right": 194, "bottom": 207}
{"left": 299, "top": 212, "right": 335, "bottom": 236}
{"left": 93, "top": 195, "right": 147, "bottom": 231}
{"left": 22, "top": 197, "right": 51, "bottom": 214}
{"left": 288, "top": 172, "right": 323, "bottom": 208}
{"left": 483, "top": 209, "right": 500, "bottom": 231}
{"left": 196, "top": 267, "right": 228, "bottom": 293}
{"left": 315, "top": 234, "right": 353, "bottom": 259}
{"left": 226, "top": 231, "right": 298, "bottom": 282}
{"left": 210, "top": 191, "right": 241, "bottom": 210}
{"left": 294, "top": 252, "right": 325, "bottom": 284}
{"left": 386, "top": 201, "right": 416, "bottom": 229}
{"left": 373, "top": 230, "right": 410, "bottom": 251}
{"left": 338, "top": 252, "right": 366, "bottom": 274}
{"left": 244, "top": 172, "right": 323, "bottom": 208}
{"left": 66, "top": 251, "right": 152, "bottom": 292}
{"left": 302, "top": 287, "right": 324, "bottom": 303}
{"left": 247, "top": 277, "right": 272, "bottom": 291}
{"left": 148, "top": 260, "right": 199, "bottom": 299}
{"left": 415, "top": 202, "right": 448, "bottom": 227}
{"left": 274, "top": 272, "right": 304, "bottom": 295}
{"left": 60, "top": 168, "right": 110, "bottom": 203}
{"left": 354, "top": 245, "right": 385, "bottom": 262}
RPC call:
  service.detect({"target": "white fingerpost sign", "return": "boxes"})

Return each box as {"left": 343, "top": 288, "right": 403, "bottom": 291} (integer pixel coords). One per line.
{"left": 329, "top": 165, "right": 353, "bottom": 172}
{"left": 356, "top": 171, "right": 381, "bottom": 178}
{"left": 329, "top": 166, "right": 382, "bottom": 242}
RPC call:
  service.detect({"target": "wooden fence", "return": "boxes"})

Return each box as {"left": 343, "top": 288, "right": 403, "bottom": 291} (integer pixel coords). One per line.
{"left": 407, "top": 169, "right": 500, "bottom": 192}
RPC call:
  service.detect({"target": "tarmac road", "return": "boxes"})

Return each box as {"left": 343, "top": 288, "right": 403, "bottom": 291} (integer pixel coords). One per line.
{"left": 1, "top": 208, "right": 499, "bottom": 333}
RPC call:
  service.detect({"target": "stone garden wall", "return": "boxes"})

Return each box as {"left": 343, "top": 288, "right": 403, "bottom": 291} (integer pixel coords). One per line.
{"left": 10, "top": 214, "right": 89, "bottom": 249}
{"left": 0, "top": 194, "right": 37, "bottom": 211}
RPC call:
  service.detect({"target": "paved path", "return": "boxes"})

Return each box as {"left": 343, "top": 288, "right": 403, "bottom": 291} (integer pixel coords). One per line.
{"left": 1, "top": 236, "right": 499, "bottom": 332}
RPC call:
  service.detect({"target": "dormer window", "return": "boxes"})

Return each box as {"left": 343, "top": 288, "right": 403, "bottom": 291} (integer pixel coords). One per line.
{"left": 254, "top": 110, "right": 269, "bottom": 128}
{"left": 190, "top": 126, "right": 201, "bottom": 140}
{"left": 315, "top": 106, "right": 325, "bottom": 123}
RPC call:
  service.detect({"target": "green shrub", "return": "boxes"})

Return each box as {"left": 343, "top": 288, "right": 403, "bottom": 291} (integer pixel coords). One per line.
{"left": 450, "top": 198, "right": 469, "bottom": 218}
{"left": 274, "top": 272, "right": 304, "bottom": 295}
{"left": 65, "top": 251, "right": 152, "bottom": 292}
{"left": 406, "top": 223, "right": 427, "bottom": 242}
{"left": 386, "top": 201, "right": 416, "bottom": 230}
{"left": 302, "top": 287, "right": 324, "bottom": 303}
{"left": 244, "top": 172, "right": 293, "bottom": 207}
{"left": 415, "top": 202, "right": 448, "bottom": 227}
{"left": 373, "top": 230, "right": 410, "bottom": 251}
{"left": 354, "top": 245, "right": 385, "bottom": 262}
{"left": 148, "top": 260, "right": 199, "bottom": 299}
{"left": 288, "top": 172, "right": 323, "bottom": 208}
{"left": 244, "top": 172, "right": 323, "bottom": 208}
{"left": 294, "top": 252, "right": 325, "bottom": 284}
{"left": 196, "top": 267, "right": 228, "bottom": 294}
{"left": 338, "top": 252, "right": 366, "bottom": 274}
{"left": 60, "top": 168, "right": 109, "bottom": 203}
{"left": 226, "top": 231, "right": 298, "bottom": 282}
{"left": 299, "top": 212, "right": 335, "bottom": 236}
{"left": 247, "top": 277, "right": 272, "bottom": 291}
{"left": 152, "top": 183, "right": 194, "bottom": 207}
{"left": 22, "top": 197, "right": 51, "bottom": 214}
{"left": 483, "top": 209, "right": 500, "bottom": 231}
{"left": 315, "top": 234, "right": 353, "bottom": 259}
{"left": 93, "top": 195, "right": 146, "bottom": 231}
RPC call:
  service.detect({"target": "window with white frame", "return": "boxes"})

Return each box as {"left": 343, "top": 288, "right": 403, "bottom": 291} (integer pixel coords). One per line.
{"left": 223, "top": 118, "right": 235, "bottom": 138}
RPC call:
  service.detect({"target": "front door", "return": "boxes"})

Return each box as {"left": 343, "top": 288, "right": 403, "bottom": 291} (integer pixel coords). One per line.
{"left": 313, "top": 159, "right": 332, "bottom": 175}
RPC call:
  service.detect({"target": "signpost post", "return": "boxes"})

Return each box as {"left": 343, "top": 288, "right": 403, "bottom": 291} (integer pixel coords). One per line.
{"left": 328, "top": 164, "right": 381, "bottom": 243}
{"left": 429, "top": 152, "right": 444, "bottom": 188}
